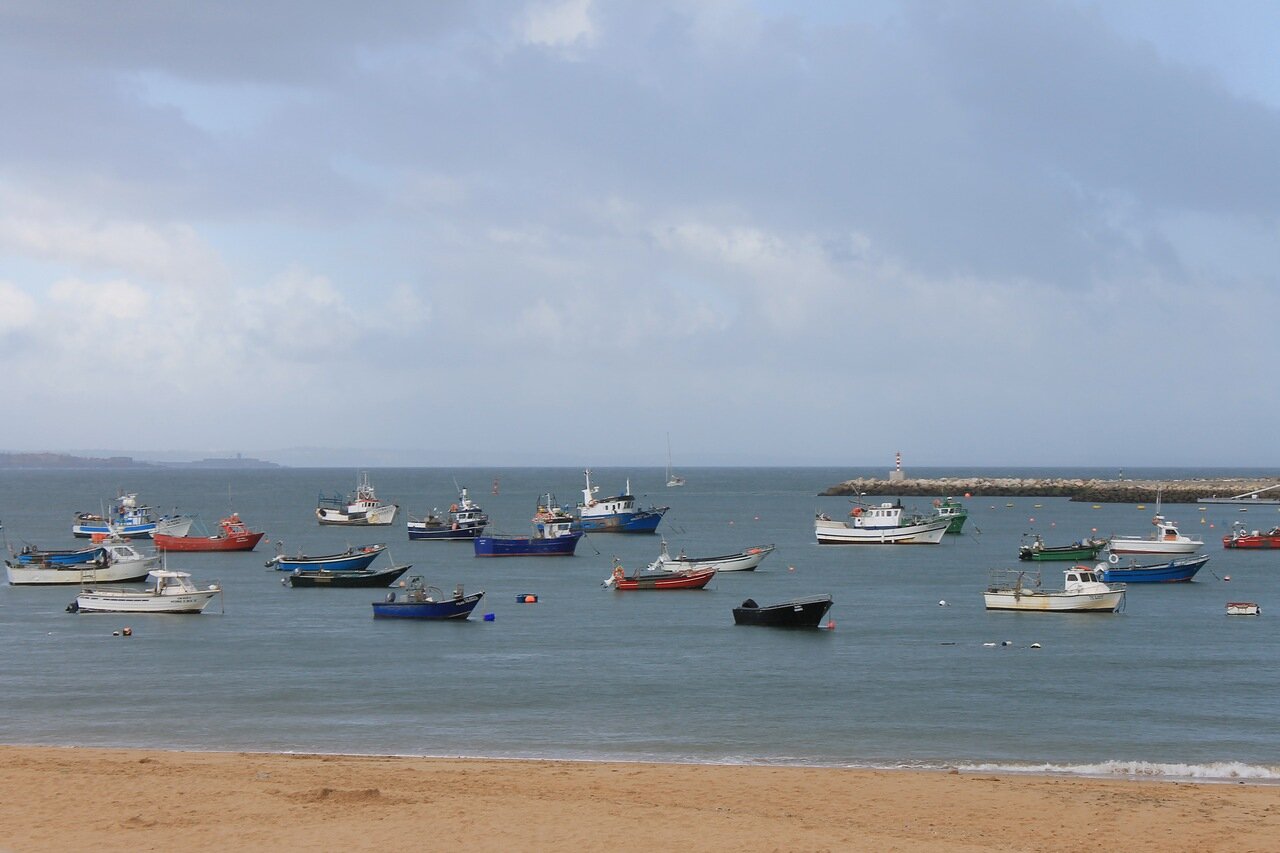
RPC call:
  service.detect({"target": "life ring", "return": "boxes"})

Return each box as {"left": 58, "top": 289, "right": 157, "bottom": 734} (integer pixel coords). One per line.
{"left": 612, "top": 566, "right": 625, "bottom": 581}
{"left": 1108, "top": 552, "right": 1119, "bottom": 564}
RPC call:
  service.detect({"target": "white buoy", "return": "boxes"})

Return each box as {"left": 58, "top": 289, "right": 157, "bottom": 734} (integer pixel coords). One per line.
{"left": 938, "top": 600, "right": 947, "bottom": 606}
{"left": 1030, "top": 643, "right": 1041, "bottom": 649}
{"left": 983, "top": 642, "right": 996, "bottom": 647}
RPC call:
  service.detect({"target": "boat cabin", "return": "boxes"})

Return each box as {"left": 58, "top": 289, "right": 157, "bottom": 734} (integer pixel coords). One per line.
{"left": 147, "top": 570, "right": 203, "bottom": 594}
{"left": 847, "top": 502, "right": 905, "bottom": 530}
{"left": 578, "top": 469, "right": 636, "bottom": 515}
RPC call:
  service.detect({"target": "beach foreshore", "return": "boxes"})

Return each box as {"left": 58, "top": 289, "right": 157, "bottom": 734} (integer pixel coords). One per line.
{"left": 2, "top": 747, "right": 1277, "bottom": 851}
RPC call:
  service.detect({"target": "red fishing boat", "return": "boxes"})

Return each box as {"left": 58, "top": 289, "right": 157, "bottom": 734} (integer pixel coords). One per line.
{"left": 603, "top": 560, "right": 715, "bottom": 591}
{"left": 153, "top": 514, "right": 265, "bottom": 552}
{"left": 1223, "top": 524, "right": 1280, "bottom": 549}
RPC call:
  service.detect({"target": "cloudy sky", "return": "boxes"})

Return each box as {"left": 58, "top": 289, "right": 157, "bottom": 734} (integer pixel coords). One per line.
{"left": 2, "top": 0, "right": 1278, "bottom": 466}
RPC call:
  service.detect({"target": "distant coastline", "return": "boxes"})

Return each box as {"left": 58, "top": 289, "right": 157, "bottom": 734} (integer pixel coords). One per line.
{"left": 821, "top": 476, "right": 1280, "bottom": 503}
{"left": 0, "top": 452, "right": 281, "bottom": 470}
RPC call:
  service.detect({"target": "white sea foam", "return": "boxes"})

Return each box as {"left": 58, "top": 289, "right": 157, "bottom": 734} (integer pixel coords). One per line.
{"left": 951, "top": 760, "right": 1280, "bottom": 782}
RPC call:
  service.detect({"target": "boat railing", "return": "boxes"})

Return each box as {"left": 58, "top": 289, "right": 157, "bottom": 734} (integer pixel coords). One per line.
{"left": 987, "top": 568, "right": 1042, "bottom": 592}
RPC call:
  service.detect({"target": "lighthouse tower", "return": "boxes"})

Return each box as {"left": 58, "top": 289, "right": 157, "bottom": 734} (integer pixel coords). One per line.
{"left": 888, "top": 451, "right": 905, "bottom": 483}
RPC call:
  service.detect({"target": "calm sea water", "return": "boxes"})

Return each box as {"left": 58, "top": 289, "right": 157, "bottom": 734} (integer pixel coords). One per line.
{"left": 2, "top": 466, "right": 1278, "bottom": 781}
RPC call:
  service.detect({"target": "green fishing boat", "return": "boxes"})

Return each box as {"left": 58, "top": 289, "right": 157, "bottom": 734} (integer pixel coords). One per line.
{"left": 933, "top": 497, "right": 968, "bottom": 534}
{"left": 1018, "top": 534, "right": 1107, "bottom": 562}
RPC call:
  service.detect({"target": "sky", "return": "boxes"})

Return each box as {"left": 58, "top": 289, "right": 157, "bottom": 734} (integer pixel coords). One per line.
{"left": 2, "top": 0, "right": 1279, "bottom": 467}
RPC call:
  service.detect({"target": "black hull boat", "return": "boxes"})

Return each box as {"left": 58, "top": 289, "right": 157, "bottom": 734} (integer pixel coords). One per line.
{"left": 286, "top": 564, "right": 411, "bottom": 588}
{"left": 732, "top": 595, "right": 832, "bottom": 628}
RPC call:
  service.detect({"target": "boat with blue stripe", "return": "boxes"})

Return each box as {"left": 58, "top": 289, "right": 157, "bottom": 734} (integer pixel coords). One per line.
{"left": 12, "top": 544, "right": 106, "bottom": 565}
{"left": 474, "top": 494, "right": 583, "bottom": 557}
{"left": 72, "top": 492, "right": 193, "bottom": 539}
{"left": 571, "top": 469, "right": 667, "bottom": 534}
{"left": 1099, "top": 553, "right": 1210, "bottom": 583}
{"left": 371, "top": 577, "right": 484, "bottom": 620}
{"left": 264, "top": 543, "right": 388, "bottom": 572}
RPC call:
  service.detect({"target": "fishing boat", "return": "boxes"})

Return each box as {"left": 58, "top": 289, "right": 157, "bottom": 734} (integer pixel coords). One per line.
{"left": 406, "top": 488, "right": 489, "bottom": 541}
{"left": 286, "top": 563, "right": 411, "bottom": 588}
{"left": 666, "top": 434, "right": 685, "bottom": 487}
{"left": 603, "top": 559, "right": 715, "bottom": 590}
{"left": 1222, "top": 523, "right": 1280, "bottom": 549}
{"left": 1107, "top": 515, "right": 1203, "bottom": 555}
{"left": 1100, "top": 554, "right": 1209, "bottom": 583}
{"left": 1226, "top": 602, "right": 1261, "bottom": 616}
{"left": 573, "top": 469, "right": 667, "bottom": 533}
{"left": 732, "top": 595, "right": 833, "bottom": 628}
{"left": 371, "top": 577, "right": 484, "bottom": 619}
{"left": 72, "top": 492, "right": 193, "bottom": 539}
{"left": 315, "top": 472, "right": 398, "bottom": 526}
{"left": 153, "top": 513, "right": 265, "bottom": 552}
{"left": 474, "top": 494, "right": 583, "bottom": 557}
{"left": 1018, "top": 534, "right": 1108, "bottom": 562}
{"left": 814, "top": 502, "right": 949, "bottom": 545}
{"left": 6, "top": 538, "right": 159, "bottom": 586}
{"left": 10, "top": 543, "right": 105, "bottom": 565}
{"left": 264, "top": 543, "right": 387, "bottom": 572}
{"left": 983, "top": 567, "right": 1125, "bottom": 613}
{"left": 648, "top": 540, "right": 775, "bottom": 573}
{"left": 933, "top": 497, "right": 968, "bottom": 534}
{"left": 69, "top": 570, "right": 222, "bottom": 614}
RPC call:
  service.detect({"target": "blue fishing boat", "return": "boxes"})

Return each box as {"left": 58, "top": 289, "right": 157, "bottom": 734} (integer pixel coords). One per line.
{"left": 371, "top": 577, "right": 484, "bottom": 619}
{"left": 13, "top": 544, "right": 106, "bottom": 565}
{"left": 1099, "top": 553, "right": 1210, "bottom": 583}
{"left": 474, "top": 494, "right": 583, "bottom": 557}
{"left": 264, "top": 543, "right": 387, "bottom": 572}
{"left": 571, "top": 469, "right": 668, "bottom": 534}
{"left": 72, "top": 492, "right": 193, "bottom": 539}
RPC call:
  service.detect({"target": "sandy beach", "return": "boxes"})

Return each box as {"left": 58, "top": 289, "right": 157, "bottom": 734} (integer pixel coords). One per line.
{"left": 1, "top": 747, "right": 1277, "bottom": 851}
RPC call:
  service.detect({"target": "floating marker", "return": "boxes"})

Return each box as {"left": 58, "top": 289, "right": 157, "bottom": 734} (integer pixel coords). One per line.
{"left": 938, "top": 600, "right": 947, "bottom": 607}
{"left": 517, "top": 593, "right": 538, "bottom": 603}
{"left": 1030, "top": 643, "right": 1041, "bottom": 649}
{"left": 983, "top": 642, "right": 996, "bottom": 647}
{"left": 483, "top": 613, "right": 495, "bottom": 622}
{"left": 787, "top": 566, "right": 795, "bottom": 572}
{"left": 122, "top": 627, "right": 132, "bottom": 637}
{"left": 1224, "top": 576, "right": 1231, "bottom": 582}
{"left": 1001, "top": 640, "right": 1011, "bottom": 646}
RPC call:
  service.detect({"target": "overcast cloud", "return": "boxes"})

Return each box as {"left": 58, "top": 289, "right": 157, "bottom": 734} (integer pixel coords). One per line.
{"left": 2, "top": 0, "right": 1277, "bottom": 466}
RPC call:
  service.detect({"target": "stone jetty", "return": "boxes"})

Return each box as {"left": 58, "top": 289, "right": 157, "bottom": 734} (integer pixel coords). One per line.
{"left": 820, "top": 477, "right": 1280, "bottom": 504}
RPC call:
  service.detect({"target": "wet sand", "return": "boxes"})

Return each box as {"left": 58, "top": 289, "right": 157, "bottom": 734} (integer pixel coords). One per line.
{"left": 2, "top": 746, "right": 1277, "bottom": 851}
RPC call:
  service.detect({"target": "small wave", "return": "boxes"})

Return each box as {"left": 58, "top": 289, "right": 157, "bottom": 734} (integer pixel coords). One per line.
{"left": 953, "top": 760, "right": 1280, "bottom": 782}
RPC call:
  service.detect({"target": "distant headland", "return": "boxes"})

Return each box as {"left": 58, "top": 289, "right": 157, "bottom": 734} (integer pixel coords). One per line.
{"left": 0, "top": 452, "right": 281, "bottom": 470}
{"left": 820, "top": 476, "right": 1280, "bottom": 503}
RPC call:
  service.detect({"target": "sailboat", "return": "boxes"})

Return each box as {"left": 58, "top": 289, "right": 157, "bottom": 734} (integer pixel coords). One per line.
{"left": 666, "top": 434, "right": 686, "bottom": 488}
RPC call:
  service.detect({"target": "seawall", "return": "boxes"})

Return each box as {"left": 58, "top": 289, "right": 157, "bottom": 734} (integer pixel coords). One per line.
{"left": 819, "top": 477, "right": 1280, "bottom": 503}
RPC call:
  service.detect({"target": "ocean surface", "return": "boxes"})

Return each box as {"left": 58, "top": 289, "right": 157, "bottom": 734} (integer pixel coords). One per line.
{"left": 2, "top": 466, "right": 1278, "bottom": 782}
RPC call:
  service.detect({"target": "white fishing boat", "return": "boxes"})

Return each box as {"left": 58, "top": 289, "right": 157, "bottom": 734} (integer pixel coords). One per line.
{"left": 6, "top": 537, "right": 162, "bottom": 586}
{"left": 647, "top": 540, "right": 774, "bottom": 573}
{"left": 70, "top": 570, "right": 222, "bottom": 614}
{"left": 984, "top": 567, "right": 1126, "bottom": 613}
{"left": 316, "top": 472, "right": 398, "bottom": 526}
{"left": 1107, "top": 515, "right": 1202, "bottom": 555}
{"left": 814, "top": 502, "right": 949, "bottom": 545}
{"left": 1226, "top": 602, "right": 1261, "bottom": 616}
{"left": 665, "top": 434, "right": 685, "bottom": 488}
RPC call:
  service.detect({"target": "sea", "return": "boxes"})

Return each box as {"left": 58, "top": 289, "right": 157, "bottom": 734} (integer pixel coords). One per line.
{"left": 2, "top": 466, "right": 1278, "bottom": 783}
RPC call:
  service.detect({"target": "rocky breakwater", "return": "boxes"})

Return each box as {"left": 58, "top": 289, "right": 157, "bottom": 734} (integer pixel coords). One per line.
{"left": 820, "top": 477, "right": 1280, "bottom": 504}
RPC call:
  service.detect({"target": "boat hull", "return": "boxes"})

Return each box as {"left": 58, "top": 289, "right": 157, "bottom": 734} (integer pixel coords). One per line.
{"left": 154, "top": 531, "right": 264, "bottom": 552}
{"left": 473, "top": 533, "right": 582, "bottom": 557}
{"left": 371, "top": 591, "right": 484, "bottom": 619}
{"left": 73, "top": 589, "right": 220, "bottom": 614}
{"left": 14, "top": 546, "right": 105, "bottom": 565}
{"left": 1223, "top": 534, "right": 1280, "bottom": 549}
{"left": 576, "top": 508, "right": 666, "bottom": 534}
{"left": 657, "top": 544, "right": 775, "bottom": 573}
{"left": 1100, "top": 554, "right": 1209, "bottom": 583}
{"left": 266, "top": 544, "right": 386, "bottom": 572}
{"left": 1106, "top": 538, "right": 1202, "bottom": 555}
{"left": 407, "top": 522, "right": 486, "bottom": 541}
{"left": 6, "top": 559, "right": 156, "bottom": 586}
{"left": 287, "top": 564, "right": 411, "bottom": 588}
{"left": 815, "top": 518, "right": 949, "bottom": 545}
{"left": 316, "top": 505, "right": 398, "bottom": 526}
{"left": 613, "top": 568, "right": 715, "bottom": 590}
{"left": 1019, "top": 543, "right": 1106, "bottom": 562}
{"left": 983, "top": 589, "right": 1125, "bottom": 612}
{"left": 733, "top": 595, "right": 832, "bottom": 627}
